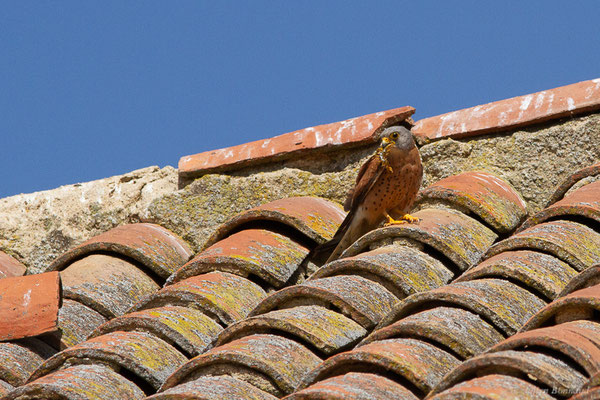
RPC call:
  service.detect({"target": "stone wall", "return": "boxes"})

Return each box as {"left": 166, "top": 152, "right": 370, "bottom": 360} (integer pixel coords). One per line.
{"left": 1, "top": 113, "right": 599, "bottom": 274}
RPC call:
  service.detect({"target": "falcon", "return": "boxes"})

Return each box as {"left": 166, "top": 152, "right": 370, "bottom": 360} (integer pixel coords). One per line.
{"left": 314, "top": 126, "right": 423, "bottom": 264}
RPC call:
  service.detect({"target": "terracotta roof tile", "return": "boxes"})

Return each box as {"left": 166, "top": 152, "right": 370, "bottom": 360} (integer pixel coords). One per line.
{"left": 247, "top": 274, "right": 398, "bottom": 329}
{"left": 379, "top": 278, "right": 546, "bottom": 337}
{"left": 0, "top": 271, "right": 60, "bottom": 341}
{"left": 413, "top": 78, "right": 600, "bottom": 141}
{"left": 60, "top": 253, "right": 160, "bottom": 319}
{"left": 310, "top": 245, "right": 453, "bottom": 300}
{"left": 559, "top": 264, "right": 600, "bottom": 297}
{"left": 57, "top": 298, "right": 107, "bottom": 348}
{"left": 91, "top": 305, "right": 222, "bottom": 357}
{"left": 416, "top": 171, "right": 527, "bottom": 234}
{"left": 429, "top": 374, "right": 556, "bottom": 400}
{"left": 204, "top": 196, "right": 346, "bottom": 247}
{"left": 0, "top": 251, "right": 26, "bottom": 279}
{"left": 486, "top": 220, "right": 600, "bottom": 272}
{"left": 0, "top": 341, "right": 48, "bottom": 387}
{"left": 148, "top": 375, "right": 277, "bottom": 399}
{"left": 456, "top": 250, "right": 578, "bottom": 301}
{"left": 0, "top": 379, "right": 13, "bottom": 396}
{"left": 521, "top": 282, "right": 600, "bottom": 330}
{"left": 216, "top": 305, "right": 367, "bottom": 356}
{"left": 47, "top": 223, "right": 193, "bottom": 280}
{"left": 362, "top": 306, "right": 504, "bottom": 360}
{"left": 29, "top": 331, "right": 187, "bottom": 392}
{"left": 299, "top": 338, "right": 460, "bottom": 398}
{"left": 179, "top": 106, "right": 414, "bottom": 177}
{"left": 520, "top": 179, "right": 600, "bottom": 231}
{"left": 4, "top": 364, "right": 146, "bottom": 400}
{"left": 283, "top": 372, "right": 419, "bottom": 400}
{"left": 169, "top": 229, "right": 310, "bottom": 289}
{"left": 161, "top": 334, "right": 321, "bottom": 397}
{"left": 546, "top": 161, "right": 600, "bottom": 206}
{"left": 341, "top": 208, "right": 498, "bottom": 274}
{"left": 133, "top": 271, "right": 266, "bottom": 326}
{"left": 431, "top": 349, "right": 586, "bottom": 396}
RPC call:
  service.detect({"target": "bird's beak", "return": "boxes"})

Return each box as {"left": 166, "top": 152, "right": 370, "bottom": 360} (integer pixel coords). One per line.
{"left": 380, "top": 137, "right": 391, "bottom": 146}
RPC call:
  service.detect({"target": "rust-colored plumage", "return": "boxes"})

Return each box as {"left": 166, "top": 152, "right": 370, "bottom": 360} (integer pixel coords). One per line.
{"left": 314, "top": 126, "right": 423, "bottom": 263}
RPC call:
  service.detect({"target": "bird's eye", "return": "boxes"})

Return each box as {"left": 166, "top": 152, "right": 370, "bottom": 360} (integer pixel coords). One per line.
{"left": 390, "top": 132, "right": 399, "bottom": 140}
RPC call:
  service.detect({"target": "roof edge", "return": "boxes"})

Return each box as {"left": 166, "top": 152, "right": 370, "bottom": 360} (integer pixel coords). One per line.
{"left": 413, "top": 78, "right": 600, "bottom": 141}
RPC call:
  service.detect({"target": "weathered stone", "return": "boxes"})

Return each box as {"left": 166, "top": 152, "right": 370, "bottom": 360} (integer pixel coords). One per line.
{"left": 0, "top": 166, "right": 177, "bottom": 273}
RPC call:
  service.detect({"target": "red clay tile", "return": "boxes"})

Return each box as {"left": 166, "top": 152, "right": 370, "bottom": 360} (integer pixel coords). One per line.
{"left": 161, "top": 334, "right": 321, "bottom": 397}
{"left": 521, "top": 284, "right": 600, "bottom": 330}
{"left": 520, "top": 180, "right": 600, "bottom": 231}
{"left": 204, "top": 196, "right": 346, "bottom": 248}
{"left": 429, "top": 374, "right": 556, "bottom": 400}
{"left": 217, "top": 305, "right": 367, "bottom": 356}
{"left": 431, "top": 349, "right": 585, "bottom": 396}
{"left": 5, "top": 364, "right": 146, "bottom": 400}
{"left": 310, "top": 245, "right": 453, "bottom": 300}
{"left": 179, "top": 107, "right": 414, "bottom": 177}
{"left": 416, "top": 171, "right": 527, "bottom": 233}
{"left": 249, "top": 275, "right": 397, "bottom": 329}
{"left": 60, "top": 253, "right": 160, "bottom": 318}
{"left": 91, "top": 305, "right": 222, "bottom": 357}
{"left": 559, "top": 264, "right": 600, "bottom": 297}
{"left": 148, "top": 375, "right": 278, "bottom": 399}
{"left": 571, "top": 387, "right": 600, "bottom": 400}
{"left": 0, "top": 341, "right": 47, "bottom": 387}
{"left": 490, "top": 321, "right": 600, "bottom": 377}
{"left": 546, "top": 161, "right": 600, "bottom": 206}
{"left": 413, "top": 78, "right": 600, "bottom": 141}
{"left": 486, "top": 220, "right": 600, "bottom": 272}
{"left": 457, "top": 250, "right": 578, "bottom": 301}
{"left": 57, "top": 298, "right": 107, "bottom": 348}
{"left": 284, "top": 372, "right": 419, "bottom": 400}
{"left": 379, "top": 279, "right": 546, "bottom": 337}
{"left": 299, "top": 338, "right": 460, "bottom": 398}
{"left": 30, "top": 331, "right": 187, "bottom": 391}
{"left": 0, "top": 251, "right": 26, "bottom": 279}
{"left": 0, "top": 271, "right": 60, "bottom": 341}
{"left": 47, "top": 223, "right": 193, "bottom": 280}
{"left": 341, "top": 209, "right": 497, "bottom": 273}
{"left": 362, "top": 306, "right": 504, "bottom": 360}
{"left": 134, "top": 271, "right": 266, "bottom": 326}
{"left": 0, "top": 380, "right": 13, "bottom": 396}
{"left": 169, "top": 229, "right": 309, "bottom": 289}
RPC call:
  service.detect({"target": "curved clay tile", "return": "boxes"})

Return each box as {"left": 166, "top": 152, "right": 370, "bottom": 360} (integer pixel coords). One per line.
{"left": 299, "top": 338, "right": 459, "bottom": 398}
{"left": 486, "top": 220, "right": 600, "bottom": 272}
{"left": 428, "top": 374, "right": 555, "bottom": 400}
{"left": 216, "top": 305, "right": 366, "bottom": 356}
{"left": 161, "top": 334, "right": 321, "bottom": 397}
{"left": 341, "top": 208, "right": 497, "bottom": 274}
{"left": 520, "top": 179, "right": 600, "bottom": 231}
{"left": 378, "top": 278, "right": 546, "bottom": 337}
{"left": 283, "top": 372, "right": 419, "bottom": 400}
{"left": 57, "top": 299, "right": 107, "bottom": 348}
{"left": 248, "top": 275, "right": 398, "bottom": 329}
{"left": 311, "top": 245, "right": 453, "bottom": 300}
{"left": 147, "top": 375, "right": 277, "bottom": 400}
{"left": 4, "top": 364, "right": 145, "bottom": 400}
{"left": 29, "top": 331, "right": 187, "bottom": 391}
{"left": 204, "top": 196, "right": 346, "bottom": 248}
{"left": 133, "top": 271, "right": 266, "bottom": 326}
{"left": 47, "top": 223, "right": 193, "bottom": 280}
{"left": 457, "top": 250, "right": 577, "bottom": 301}
{"left": 0, "top": 251, "right": 26, "bottom": 279}
{"left": 546, "top": 161, "right": 600, "bottom": 206}
{"left": 558, "top": 264, "right": 600, "bottom": 297}
{"left": 416, "top": 171, "right": 527, "bottom": 234}
{"left": 169, "top": 229, "right": 309, "bottom": 289}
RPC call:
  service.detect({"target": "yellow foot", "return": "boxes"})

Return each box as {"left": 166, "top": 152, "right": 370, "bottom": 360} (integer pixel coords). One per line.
{"left": 384, "top": 213, "right": 420, "bottom": 226}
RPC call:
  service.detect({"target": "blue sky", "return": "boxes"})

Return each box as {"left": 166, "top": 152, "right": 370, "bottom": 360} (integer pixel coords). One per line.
{"left": 1, "top": 1, "right": 599, "bottom": 198}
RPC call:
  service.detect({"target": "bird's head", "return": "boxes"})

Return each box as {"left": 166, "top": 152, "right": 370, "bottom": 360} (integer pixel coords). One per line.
{"left": 378, "top": 126, "right": 415, "bottom": 151}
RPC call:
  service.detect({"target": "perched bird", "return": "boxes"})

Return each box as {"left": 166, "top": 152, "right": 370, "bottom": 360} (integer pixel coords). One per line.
{"left": 313, "top": 126, "right": 423, "bottom": 264}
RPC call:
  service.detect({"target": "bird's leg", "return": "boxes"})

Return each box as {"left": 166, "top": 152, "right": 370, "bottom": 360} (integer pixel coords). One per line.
{"left": 384, "top": 212, "right": 420, "bottom": 226}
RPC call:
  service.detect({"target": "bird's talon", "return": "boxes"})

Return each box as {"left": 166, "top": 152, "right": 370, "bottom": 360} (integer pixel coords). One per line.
{"left": 384, "top": 213, "right": 420, "bottom": 226}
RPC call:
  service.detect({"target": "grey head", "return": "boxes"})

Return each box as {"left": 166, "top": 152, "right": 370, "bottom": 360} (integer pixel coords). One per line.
{"left": 378, "top": 126, "right": 416, "bottom": 151}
